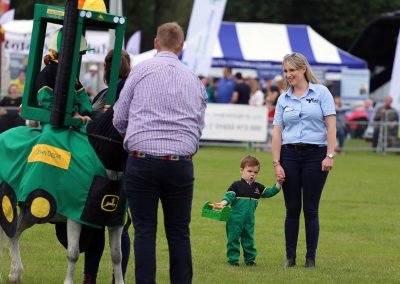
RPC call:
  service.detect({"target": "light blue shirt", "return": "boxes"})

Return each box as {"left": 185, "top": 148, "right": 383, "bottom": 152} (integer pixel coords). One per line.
{"left": 273, "top": 82, "right": 336, "bottom": 145}
{"left": 216, "top": 77, "right": 235, "bottom": 103}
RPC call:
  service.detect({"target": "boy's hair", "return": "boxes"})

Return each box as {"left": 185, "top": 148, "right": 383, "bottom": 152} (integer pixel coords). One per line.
{"left": 240, "top": 155, "right": 260, "bottom": 169}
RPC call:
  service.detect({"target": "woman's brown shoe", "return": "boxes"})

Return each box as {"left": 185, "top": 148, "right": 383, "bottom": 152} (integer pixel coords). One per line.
{"left": 305, "top": 258, "right": 316, "bottom": 268}
{"left": 284, "top": 258, "right": 296, "bottom": 268}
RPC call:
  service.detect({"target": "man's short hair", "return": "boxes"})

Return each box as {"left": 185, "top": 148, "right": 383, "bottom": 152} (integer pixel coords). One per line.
{"left": 156, "top": 22, "right": 184, "bottom": 52}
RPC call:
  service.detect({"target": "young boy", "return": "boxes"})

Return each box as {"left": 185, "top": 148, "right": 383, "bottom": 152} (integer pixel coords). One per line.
{"left": 214, "top": 155, "right": 281, "bottom": 266}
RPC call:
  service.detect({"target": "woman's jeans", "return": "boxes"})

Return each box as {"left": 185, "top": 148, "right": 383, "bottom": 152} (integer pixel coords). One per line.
{"left": 280, "top": 146, "right": 328, "bottom": 260}
{"left": 124, "top": 156, "right": 194, "bottom": 284}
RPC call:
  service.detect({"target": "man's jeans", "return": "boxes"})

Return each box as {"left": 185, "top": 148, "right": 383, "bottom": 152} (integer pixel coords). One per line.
{"left": 124, "top": 156, "right": 194, "bottom": 284}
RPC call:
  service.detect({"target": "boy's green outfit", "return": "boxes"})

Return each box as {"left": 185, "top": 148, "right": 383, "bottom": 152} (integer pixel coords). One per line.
{"left": 222, "top": 179, "right": 280, "bottom": 264}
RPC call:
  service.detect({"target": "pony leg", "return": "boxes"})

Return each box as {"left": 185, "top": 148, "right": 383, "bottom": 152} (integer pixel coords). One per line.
{"left": 0, "top": 226, "right": 3, "bottom": 260}
{"left": 63, "top": 219, "right": 82, "bottom": 284}
{"left": 8, "top": 209, "right": 34, "bottom": 283}
{"left": 109, "top": 226, "right": 124, "bottom": 284}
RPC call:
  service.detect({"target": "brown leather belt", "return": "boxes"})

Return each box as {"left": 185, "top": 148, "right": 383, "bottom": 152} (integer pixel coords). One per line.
{"left": 130, "top": 151, "right": 192, "bottom": 161}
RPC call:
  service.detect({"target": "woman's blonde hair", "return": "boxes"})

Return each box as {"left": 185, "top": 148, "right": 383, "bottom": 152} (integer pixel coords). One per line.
{"left": 282, "top": 52, "right": 319, "bottom": 86}
{"left": 249, "top": 78, "right": 261, "bottom": 94}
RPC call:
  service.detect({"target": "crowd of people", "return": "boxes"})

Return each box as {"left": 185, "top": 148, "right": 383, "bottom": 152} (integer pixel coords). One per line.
{"left": 198, "top": 67, "right": 400, "bottom": 153}
{"left": 0, "top": 73, "right": 26, "bottom": 132}
{"left": 200, "top": 66, "right": 283, "bottom": 111}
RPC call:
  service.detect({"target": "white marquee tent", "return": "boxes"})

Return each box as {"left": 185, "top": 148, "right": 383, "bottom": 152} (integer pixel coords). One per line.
{"left": 133, "top": 21, "right": 367, "bottom": 72}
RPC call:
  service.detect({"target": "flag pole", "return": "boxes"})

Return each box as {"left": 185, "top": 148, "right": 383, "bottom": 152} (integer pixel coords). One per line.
{"left": 109, "top": 0, "right": 123, "bottom": 49}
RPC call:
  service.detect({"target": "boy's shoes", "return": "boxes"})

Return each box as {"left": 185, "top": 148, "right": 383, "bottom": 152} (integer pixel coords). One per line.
{"left": 305, "top": 258, "right": 316, "bottom": 268}
{"left": 228, "top": 261, "right": 239, "bottom": 266}
{"left": 245, "top": 262, "right": 256, "bottom": 266}
{"left": 284, "top": 258, "right": 296, "bottom": 268}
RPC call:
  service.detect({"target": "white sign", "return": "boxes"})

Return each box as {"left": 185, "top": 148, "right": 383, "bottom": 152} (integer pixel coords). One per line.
{"left": 201, "top": 104, "right": 268, "bottom": 142}
{"left": 2, "top": 20, "right": 109, "bottom": 62}
{"left": 83, "top": 30, "right": 110, "bottom": 63}
{"left": 181, "top": 0, "right": 227, "bottom": 76}
{"left": 389, "top": 28, "right": 400, "bottom": 111}
{"left": 340, "top": 68, "right": 370, "bottom": 103}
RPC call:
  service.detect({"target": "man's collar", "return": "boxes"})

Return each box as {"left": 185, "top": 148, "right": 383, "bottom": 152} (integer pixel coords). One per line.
{"left": 156, "top": 51, "right": 179, "bottom": 59}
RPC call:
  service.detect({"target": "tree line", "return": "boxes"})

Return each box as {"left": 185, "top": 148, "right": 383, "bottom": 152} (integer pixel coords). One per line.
{"left": 10, "top": 0, "right": 400, "bottom": 54}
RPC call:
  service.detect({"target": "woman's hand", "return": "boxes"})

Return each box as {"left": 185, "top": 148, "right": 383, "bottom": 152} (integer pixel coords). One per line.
{"left": 321, "top": 157, "right": 334, "bottom": 171}
{"left": 274, "top": 164, "right": 285, "bottom": 184}
{"left": 103, "top": 104, "right": 111, "bottom": 112}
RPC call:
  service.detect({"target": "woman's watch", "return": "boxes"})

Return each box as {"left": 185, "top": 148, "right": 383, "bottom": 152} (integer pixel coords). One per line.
{"left": 272, "top": 160, "right": 280, "bottom": 166}
{"left": 326, "top": 153, "right": 335, "bottom": 159}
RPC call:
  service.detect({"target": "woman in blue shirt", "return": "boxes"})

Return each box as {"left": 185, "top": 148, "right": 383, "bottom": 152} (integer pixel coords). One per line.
{"left": 271, "top": 53, "right": 336, "bottom": 268}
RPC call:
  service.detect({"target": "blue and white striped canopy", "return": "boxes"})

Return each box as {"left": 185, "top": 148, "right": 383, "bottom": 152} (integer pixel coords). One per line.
{"left": 212, "top": 22, "right": 367, "bottom": 70}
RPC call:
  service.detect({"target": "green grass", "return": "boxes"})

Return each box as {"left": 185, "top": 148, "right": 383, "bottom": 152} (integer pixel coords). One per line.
{"left": 1, "top": 147, "right": 399, "bottom": 283}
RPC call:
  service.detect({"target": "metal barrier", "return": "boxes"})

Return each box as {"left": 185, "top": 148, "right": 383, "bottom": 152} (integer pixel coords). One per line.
{"left": 201, "top": 119, "right": 400, "bottom": 154}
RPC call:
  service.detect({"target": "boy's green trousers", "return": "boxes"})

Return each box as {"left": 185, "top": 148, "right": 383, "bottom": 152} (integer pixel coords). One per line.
{"left": 226, "top": 204, "right": 257, "bottom": 264}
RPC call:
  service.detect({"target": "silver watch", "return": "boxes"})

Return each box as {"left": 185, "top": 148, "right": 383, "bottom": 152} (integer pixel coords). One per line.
{"left": 326, "top": 153, "right": 335, "bottom": 159}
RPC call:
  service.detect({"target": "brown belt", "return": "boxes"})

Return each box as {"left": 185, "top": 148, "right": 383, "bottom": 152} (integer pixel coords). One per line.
{"left": 130, "top": 151, "right": 192, "bottom": 161}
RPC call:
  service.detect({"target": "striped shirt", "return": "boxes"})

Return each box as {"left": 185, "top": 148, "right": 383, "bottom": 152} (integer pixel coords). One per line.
{"left": 113, "top": 51, "right": 207, "bottom": 156}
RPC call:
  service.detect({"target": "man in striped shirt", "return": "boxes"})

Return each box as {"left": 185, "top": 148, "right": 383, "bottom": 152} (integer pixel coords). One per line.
{"left": 113, "top": 22, "right": 207, "bottom": 284}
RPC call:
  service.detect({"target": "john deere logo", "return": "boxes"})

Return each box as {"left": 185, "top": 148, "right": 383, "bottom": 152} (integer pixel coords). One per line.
{"left": 101, "top": 195, "right": 119, "bottom": 212}
{"left": 254, "top": 188, "right": 260, "bottom": 194}
{"left": 47, "top": 8, "right": 64, "bottom": 17}
{"left": 28, "top": 144, "right": 71, "bottom": 170}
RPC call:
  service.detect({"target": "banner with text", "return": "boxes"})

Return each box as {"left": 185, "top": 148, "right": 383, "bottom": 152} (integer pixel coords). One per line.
{"left": 340, "top": 68, "right": 370, "bottom": 103}
{"left": 201, "top": 104, "right": 268, "bottom": 142}
{"left": 2, "top": 20, "right": 109, "bottom": 63}
{"left": 389, "top": 28, "right": 400, "bottom": 111}
{"left": 181, "top": 0, "right": 227, "bottom": 76}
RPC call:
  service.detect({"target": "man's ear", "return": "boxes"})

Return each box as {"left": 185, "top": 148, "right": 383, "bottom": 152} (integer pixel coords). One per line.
{"left": 154, "top": 38, "right": 158, "bottom": 49}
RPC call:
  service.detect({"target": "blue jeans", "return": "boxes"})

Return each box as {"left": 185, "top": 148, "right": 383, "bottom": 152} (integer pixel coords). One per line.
{"left": 124, "top": 156, "right": 194, "bottom": 284}
{"left": 280, "top": 146, "right": 328, "bottom": 260}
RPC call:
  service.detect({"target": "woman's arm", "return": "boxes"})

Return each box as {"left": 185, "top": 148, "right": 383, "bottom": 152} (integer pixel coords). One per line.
{"left": 271, "top": 125, "right": 285, "bottom": 184}
{"left": 325, "top": 115, "right": 336, "bottom": 155}
{"left": 321, "top": 115, "right": 336, "bottom": 171}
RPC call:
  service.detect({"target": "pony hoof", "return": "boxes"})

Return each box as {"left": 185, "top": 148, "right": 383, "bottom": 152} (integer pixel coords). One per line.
{"left": 7, "top": 274, "right": 22, "bottom": 283}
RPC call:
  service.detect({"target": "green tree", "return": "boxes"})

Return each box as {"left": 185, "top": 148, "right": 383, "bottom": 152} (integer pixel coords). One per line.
{"left": 10, "top": 0, "right": 400, "bottom": 52}
{"left": 11, "top": 0, "right": 65, "bottom": 18}
{"left": 223, "top": 0, "right": 400, "bottom": 50}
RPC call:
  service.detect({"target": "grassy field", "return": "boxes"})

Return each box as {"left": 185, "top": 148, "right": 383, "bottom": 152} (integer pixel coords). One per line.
{"left": 1, "top": 146, "right": 399, "bottom": 283}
